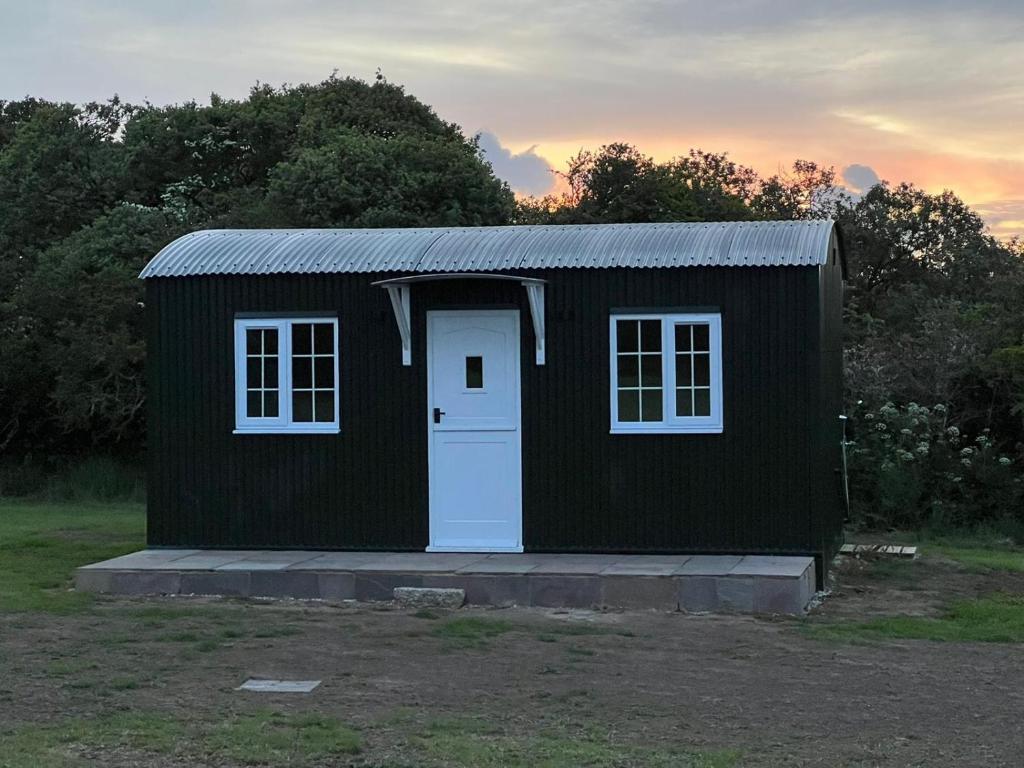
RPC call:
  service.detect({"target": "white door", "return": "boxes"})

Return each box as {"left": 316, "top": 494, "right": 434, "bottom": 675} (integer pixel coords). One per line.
{"left": 427, "top": 310, "right": 522, "bottom": 552}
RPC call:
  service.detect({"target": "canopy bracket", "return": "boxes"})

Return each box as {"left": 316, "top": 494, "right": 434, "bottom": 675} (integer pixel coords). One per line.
{"left": 523, "top": 281, "right": 545, "bottom": 365}
{"left": 385, "top": 284, "right": 412, "bottom": 366}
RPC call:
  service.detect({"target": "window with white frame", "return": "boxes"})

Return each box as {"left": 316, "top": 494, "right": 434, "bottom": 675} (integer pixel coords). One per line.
{"left": 234, "top": 317, "right": 339, "bottom": 433}
{"left": 609, "top": 313, "right": 723, "bottom": 434}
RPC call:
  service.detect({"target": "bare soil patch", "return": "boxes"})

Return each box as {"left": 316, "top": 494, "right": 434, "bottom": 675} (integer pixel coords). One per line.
{"left": 3, "top": 551, "right": 1024, "bottom": 767}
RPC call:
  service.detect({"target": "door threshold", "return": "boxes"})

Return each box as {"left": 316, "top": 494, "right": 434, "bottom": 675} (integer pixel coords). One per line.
{"left": 426, "top": 546, "right": 524, "bottom": 554}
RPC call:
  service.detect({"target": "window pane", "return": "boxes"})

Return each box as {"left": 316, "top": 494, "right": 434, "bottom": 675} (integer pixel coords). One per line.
{"left": 676, "top": 388, "right": 693, "bottom": 417}
{"left": 264, "top": 357, "right": 278, "bottom": 388}
{"left": 246, "top": 390, "right": 261, "bottom": 418}
{"left": 263, "top": 390, "right": 279, "bottom": 418}
{"left": 640, "top": 389, "right": 663, "bottom": 422}
{"left": 293, "top": 357, "right": 312, "bottom": 389}
{"left": 618, "top": 389, "right": 640, "bottom": 422}
{"left": 246, "top": 357, "right": 262, "bottom": 388}
{"left": 465, "top": 355, "right": 483, "bottom": 389}
{"left": 676, "top": 354, "right": 692, "bottom": 386}
{"left": 694, "top": 387, "right": 711, "bottom": 416}
{"left": 694, "top": 353, "right": 710, "bottom": 386}
{"left": 314, "top": 357, "right": 334, "bottom": 388}
{"left": 616, "top": 320, "right": 638, "bottom": 353}
{"left": 313, "top": 323, "right": 333, "bottom": 354}
{"left": 263, "top": 329, "right": 278, "bottom": 355}
{"left": 292, "top": 323, "right": 312, "bottom": 355}
{"left": 292, "top": 391, "right": 313, "bottom": 422}
{"left": 314, "top": 391, "right": 334, "bottom": 422}
{"left": 617, "top": 355, "right": 639, "bottom": 387}
{"left": 246, "top": 329, "right": 262, "bottom": 355}
{"left": 693, "top": 324, "right": 710, "bottom": 352}
{"left": 674, "top": 324, "right": 692, "bottom": 352}
{"left": 640, "top": 353, "right": 662, "bottom": 387}
{"left": 640, "top": 320, "right": 661, "bottom": 352}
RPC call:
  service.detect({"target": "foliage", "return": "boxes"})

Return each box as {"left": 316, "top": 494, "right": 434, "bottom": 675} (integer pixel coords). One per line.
{"left": 0, "top": 74, "right": 512, "bottom": 459}
{"left": 2, "top": 73, "right": 1024, "bottom": 531}
{"left": 846, "top": 402, "right": 1021, "bottom": 529}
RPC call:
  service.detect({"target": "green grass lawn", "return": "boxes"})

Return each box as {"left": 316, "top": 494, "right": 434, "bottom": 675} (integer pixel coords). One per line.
{"left": 0, "top": 501, "right": 144, "bottom": 613}
{"left": 811, "top": 594, "right": 1024, "bottom": 643}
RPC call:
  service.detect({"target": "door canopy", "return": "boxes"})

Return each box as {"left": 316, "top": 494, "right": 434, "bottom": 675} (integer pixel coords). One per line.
{"left": 371, "top": 273, "right": 547, "bottom": 366}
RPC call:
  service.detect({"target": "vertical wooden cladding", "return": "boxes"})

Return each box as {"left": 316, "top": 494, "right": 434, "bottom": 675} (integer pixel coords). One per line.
{"left": 146, "top": 265, "right": 842, "bottom": 564}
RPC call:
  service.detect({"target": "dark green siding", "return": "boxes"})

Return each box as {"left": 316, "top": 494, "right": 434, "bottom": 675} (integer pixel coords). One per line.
{"left": 146, "top": 265, "right": 844, "bottom": 570}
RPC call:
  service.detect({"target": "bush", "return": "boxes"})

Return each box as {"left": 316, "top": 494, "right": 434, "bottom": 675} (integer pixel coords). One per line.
{"left": 847, "top": 402, "right": 1022, "bottom": 530}
{"left": 0, "top": 456, "right": 143, "bottom": 503}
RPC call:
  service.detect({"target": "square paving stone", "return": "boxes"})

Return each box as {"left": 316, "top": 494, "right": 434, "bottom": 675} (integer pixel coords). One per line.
{"left": 529, "top": 576, "right": 602, "bottom": 608}
{"left": 80, "top": 550, "right": 200, "bottom": 570}
{"left": 250, "top": 571, "right": 321, "bottom": 599}
{"left": 529, "top": 555, "right": 621, "bottom": 575}
{"left": 180, "top": 571, "right": 251, "bottom": 597}
{"left": 170, "top": 553, "right": 254, "bottom": 570}
{"left": 601, "top": 576, "right": 679, "bottom": 610}
{"left": 676, "top": 555, "right": 743, "bottom": 576}
{"left": 678, "top": 576, "right": 719, "bottom": 613}
{"left": 109, "top": 571, "right": 182, "bottom": 596}
{"left": 456, "top": 555, "right": 545, "bottom": 574}
{"left": 716, "top": 576, "right": 755, "bottom": 613}
{"left": 730, "top": 556, "right": 814, "bottom": 578}
{"left": 318, "top": 572, "right": 356, "bottom": 600}
{"left": 601, "top": 557, "right": 691, "bottom": 576}
{"left": 288, "top": 552, "right": 393, "bottom": 570}
{"left": 369, "top": 553, "right": 490, "bottom": 572}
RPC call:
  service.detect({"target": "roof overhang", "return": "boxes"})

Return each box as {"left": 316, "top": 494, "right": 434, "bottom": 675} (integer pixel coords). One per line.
{"left": 372, "top": 273, "right": 546, "bottom": 367}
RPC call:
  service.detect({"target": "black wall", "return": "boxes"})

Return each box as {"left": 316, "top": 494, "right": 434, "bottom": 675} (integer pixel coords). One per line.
{"left": 146, "top": 265, "right": 845, "bottom": 565}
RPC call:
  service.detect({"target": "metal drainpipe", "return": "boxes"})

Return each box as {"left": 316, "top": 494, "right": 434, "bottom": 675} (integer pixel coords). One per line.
{"left": 839, "top": 414, "right": 851, "bottom": 521}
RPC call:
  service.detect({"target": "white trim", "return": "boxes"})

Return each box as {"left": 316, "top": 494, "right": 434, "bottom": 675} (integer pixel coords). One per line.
{"left": 523, "top": 281, "right": 545, "bottom": 365}
{"left": 233, "top": 317, "right": 340, "bottom": 434}
{"left": 384, "top": 285, "right": 412, "bottom": 366}
{"left": 609, "top": 312, "right": 724, "bottom": 435}
{"left": 427, "top": 309, "right": 523, "bottom": 552}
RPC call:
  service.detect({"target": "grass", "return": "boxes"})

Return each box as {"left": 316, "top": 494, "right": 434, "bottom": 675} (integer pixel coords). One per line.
{"left": 811, "top": 594, "right": 1024, "bottom": 643}
{"left": 0, "top": 709, "right": 360, "bottom": 768}
{"left": 0, "top": 501, "right": 144, "bottom": 613}
{"left": 431, "top": 616, "right": 515, "bottom": 648}
{"left": 413, "top": 716, "right": 740, "bottom": 768}
{"left": 927, "top": 545, "right": 1024, "bottom": 573}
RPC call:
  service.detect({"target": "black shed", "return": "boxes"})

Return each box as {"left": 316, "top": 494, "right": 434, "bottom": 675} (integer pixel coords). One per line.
{"left": 140, "top": 220, "right": 846, "bottom": 579}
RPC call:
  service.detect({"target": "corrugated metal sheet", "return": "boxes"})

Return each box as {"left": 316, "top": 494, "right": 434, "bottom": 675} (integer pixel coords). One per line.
{"left": 140, "top": 220, "right": 836, "bottom": 278}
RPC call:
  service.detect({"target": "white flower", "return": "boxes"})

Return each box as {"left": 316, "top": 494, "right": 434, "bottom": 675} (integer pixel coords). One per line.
{"left": 875, "top": 423, "right": 888, "bottom": 431}
{"left": 900, "top": 428, "right": 912, "bottom": 435}
{"left": 961, "top": 458, "right": 972, "bottom": 467}
{"left": 934, "top": 404, "right": 947, "bottom": 413}
{"left": 999, "top": 457, "right": 1012, "bottom": 466}
{"left": 960, "top": 447, "right": 974, "bottom": 457}
{"left": 946, "top": 426, "right": 960, "bottom": 437}
{"left": 865, "top": 413, "right": 875, "bottom": 421}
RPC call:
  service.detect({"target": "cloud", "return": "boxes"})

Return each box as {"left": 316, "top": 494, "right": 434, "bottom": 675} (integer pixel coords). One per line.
{"left": 842, "top": 164, "right": 882, "bottom": 195}
{"left": 477, "top": 131, "right": 555, "bottom": 196}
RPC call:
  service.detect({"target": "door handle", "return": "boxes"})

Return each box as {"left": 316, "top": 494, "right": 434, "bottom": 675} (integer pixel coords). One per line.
{"left": 433, "top": 407, "right": 445, "bottom": 424}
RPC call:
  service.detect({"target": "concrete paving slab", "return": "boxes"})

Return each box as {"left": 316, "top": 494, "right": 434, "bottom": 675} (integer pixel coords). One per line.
{"left": 730, "top": 555, "right": 814, "bottom": 578}
{"left": 676, "top": 555, "right": 744, "bottom": 576}
{"left": 601, "top": 576, "right": 678, "bottom": 610}
{"left": 318, "top": 572, "right": 356, "bottom": 600}
{"left": 169, "top": 552, "right": 257, "bottom": 570}
{"left": 529, "top": 554, "right": 621, "bottom": 575}
{"left": 180, "top": 571, "right": 251, "bottom": 597}
{"left": 601, "top": 557, "right": 692, "bottom": 576}
{"left": 79, "top": 549, "right": 200, "bottom": 570}
{"left": 287, "top": 552, "right": 394, "bottom": 570}
{"left": 368, "top": 552, "right": 490, "bottom": 572}
{"left": 529, "top": 575, "right": 602, "bottom": 607}
{"left": 456, "top": 555, "right": 548, "bottom": 574}
{"left": 716, "top": 576, "right": 755, "bottom": 613}
{"left": 250, "top": 571, "right": 320, "bottom": 599}
{"left": 679, "top": 576, "right": 718, "bottom": 613}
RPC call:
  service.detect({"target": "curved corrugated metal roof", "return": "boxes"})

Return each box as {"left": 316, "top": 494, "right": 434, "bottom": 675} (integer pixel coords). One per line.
{"left": 139, "top": 220, "right": 837, "bottom": 278}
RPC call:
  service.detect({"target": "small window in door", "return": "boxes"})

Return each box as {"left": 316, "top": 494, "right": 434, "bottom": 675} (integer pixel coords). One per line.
{"left": 465, "top": 355, "right": 484, "bottom": 389}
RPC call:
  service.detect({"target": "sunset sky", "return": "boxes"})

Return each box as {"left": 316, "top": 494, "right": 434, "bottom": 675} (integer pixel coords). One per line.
{"left": 3, "top": 1, "right": 1022, "bottom": 237}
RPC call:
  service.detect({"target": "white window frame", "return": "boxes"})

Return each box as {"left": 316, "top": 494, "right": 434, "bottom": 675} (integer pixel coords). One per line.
{"left": 609, "top": 312, "right": 723, "bottom": 435}
{"left": 233, "top": 317, "right": 340, "bottom": 434}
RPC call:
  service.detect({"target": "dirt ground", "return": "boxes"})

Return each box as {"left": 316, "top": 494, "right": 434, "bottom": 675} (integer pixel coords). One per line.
{"left": 3, "top": 554, "right": 1024, "bottom": 767}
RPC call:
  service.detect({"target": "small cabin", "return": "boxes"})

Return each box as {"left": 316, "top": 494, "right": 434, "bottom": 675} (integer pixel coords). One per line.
{"left": 140, "top": 220, "right": 846, "bottom": 583}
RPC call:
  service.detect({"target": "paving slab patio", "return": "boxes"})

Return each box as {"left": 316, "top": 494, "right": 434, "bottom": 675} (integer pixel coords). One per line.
{"left": 75, "top": 550, "right": 817, "bottom": 615}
